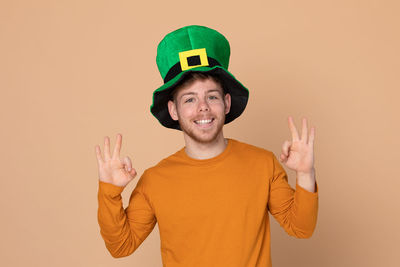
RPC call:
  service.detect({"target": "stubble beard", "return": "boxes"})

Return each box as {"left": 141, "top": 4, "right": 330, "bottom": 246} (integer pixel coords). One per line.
{"left": 178, "top": 115, "right": 225, "bottom": 144}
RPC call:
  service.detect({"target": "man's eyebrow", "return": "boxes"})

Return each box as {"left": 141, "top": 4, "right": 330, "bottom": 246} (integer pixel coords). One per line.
{"left": 179, "top": 92, "right": 196, "bottom": 98}
{"left": 179, "top": 89, "right": 223, "bottom": 99}
{"left": 182, "top": 89, "right": 221, "bottom": 95}
{"left": 207, "top": 89, "right": 222, "bottom": 94}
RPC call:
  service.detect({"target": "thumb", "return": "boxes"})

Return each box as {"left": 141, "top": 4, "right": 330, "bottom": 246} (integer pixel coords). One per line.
{"left": 282, "top": 140, "right": 291, "bottom": 157}
{"left": 129, "top": 167, "right": 137, "bottom": 179}
{"left": 122, "top": 156, "right": 137, "bottom": 180}
{"left": 122, "top": 156, "right": 132, "bottom": 171}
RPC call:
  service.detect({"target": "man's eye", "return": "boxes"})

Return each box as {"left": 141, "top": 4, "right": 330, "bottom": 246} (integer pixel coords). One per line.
{"left": 209, "top": 95, "right": 218, "bottom": 100}
{"left": 185, "top": 98, "right": 194, "bottom": 103}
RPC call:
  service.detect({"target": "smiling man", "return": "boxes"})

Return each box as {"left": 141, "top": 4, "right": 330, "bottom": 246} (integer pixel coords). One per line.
{"left": 96, "top": 25, "right": 318, "bottom": 267}
{"left": 168, "top": 74, "right": 231, "bottom": 158}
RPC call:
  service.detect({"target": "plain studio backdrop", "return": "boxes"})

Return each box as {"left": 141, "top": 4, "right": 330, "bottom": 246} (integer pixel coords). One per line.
{"left": 1, "top": 0, "right": 399, "bottom": 266}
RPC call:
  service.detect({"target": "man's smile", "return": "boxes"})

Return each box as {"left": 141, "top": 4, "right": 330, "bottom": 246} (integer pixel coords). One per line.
{"left": 194, "top": 118, "right": 214, "bottom": 126}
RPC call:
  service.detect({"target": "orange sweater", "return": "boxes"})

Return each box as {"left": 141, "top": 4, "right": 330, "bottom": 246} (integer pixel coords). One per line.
{"left": 97, "top": 139, "right": 318, "bottom": 267}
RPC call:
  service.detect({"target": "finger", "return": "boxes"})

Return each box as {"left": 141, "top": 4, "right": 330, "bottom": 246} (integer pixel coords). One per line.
{"left": 281, "top": 140, "right": 291, "bottom": 157}
{"left": 280, "top": 153, "right": 287, "bottom": 162}
{"left": 129, "top": 168, "right": 137, "bottom": 179}
{"left": 123, "top": 156, "right": 132, "bottom": 172}
{"left": 301, "top": 117, "right": 308, "bottom": 143}
{"left": 288, "top": 116, "right": 300, "bottom": 141}
{"left": 113, "top": 133, "right": 123, "bottom": 159}
{"left": 125, "top": 163, "right": 137, "bottom": 180}
{"left": 104, "top": 136, "right": 111, "bottom": 160}
{"left": 308, "top": 126, "right": 315, "bottom": 148}
{"left": 95, "top": 145, "right": 104, "bottom": 164}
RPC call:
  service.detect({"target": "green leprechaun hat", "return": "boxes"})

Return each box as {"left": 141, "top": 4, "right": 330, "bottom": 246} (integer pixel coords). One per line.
{"left": 151, "top": 25, "right": 249, "bottom": 130}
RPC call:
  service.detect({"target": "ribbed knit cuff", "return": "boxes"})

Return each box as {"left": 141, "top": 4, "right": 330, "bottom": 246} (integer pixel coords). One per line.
{"left": 98, "top": 181, "right": 125, "bottom": 197}
{"left": 296, "top": 182, "right": 318, "bottom": 197}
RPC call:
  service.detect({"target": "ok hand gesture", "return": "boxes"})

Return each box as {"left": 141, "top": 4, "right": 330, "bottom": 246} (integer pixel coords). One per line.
{"left": 95, "top": 134, "right": 137, "bottom": 187}
{"left": 280, "top": 117, "right": 315, "bottom": 175}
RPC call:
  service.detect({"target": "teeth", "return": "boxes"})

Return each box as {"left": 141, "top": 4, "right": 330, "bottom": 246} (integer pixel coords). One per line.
{"left": 195, "top": 119, "right": 212, "bottom": 124}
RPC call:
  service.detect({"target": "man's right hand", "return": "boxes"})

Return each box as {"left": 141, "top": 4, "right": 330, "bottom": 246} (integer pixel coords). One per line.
{"left": 95, "top": 133, "right": 137, "bottom": 187}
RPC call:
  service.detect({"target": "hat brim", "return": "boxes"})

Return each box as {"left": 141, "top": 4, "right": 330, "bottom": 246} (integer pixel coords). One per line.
{"left": 150, "top": 66, "right": 249, "bottom": 130}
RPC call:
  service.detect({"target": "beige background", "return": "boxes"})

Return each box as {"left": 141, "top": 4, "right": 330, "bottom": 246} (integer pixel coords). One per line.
{"left": 1, "top": 0, "right": 399, "bottom": 266}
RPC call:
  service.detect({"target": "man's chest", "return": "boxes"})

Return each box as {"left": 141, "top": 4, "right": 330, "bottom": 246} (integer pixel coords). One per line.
{"left": 150, "top": 167, "right": 270, "bottom": 229}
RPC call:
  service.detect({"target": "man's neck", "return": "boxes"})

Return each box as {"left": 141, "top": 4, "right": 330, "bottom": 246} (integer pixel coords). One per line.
{"left": 183, "top": 133, "right": 228, "bottom": 160}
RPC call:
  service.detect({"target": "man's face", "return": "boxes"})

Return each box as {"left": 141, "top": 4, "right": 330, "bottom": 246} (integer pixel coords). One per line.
{"left": 168, "top": 78, "right": 231, "bottom": 144}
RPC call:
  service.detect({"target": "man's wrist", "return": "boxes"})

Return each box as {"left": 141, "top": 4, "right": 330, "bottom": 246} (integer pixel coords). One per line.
{"left": 296, "top": 168, "right": 316, "bottom": 193}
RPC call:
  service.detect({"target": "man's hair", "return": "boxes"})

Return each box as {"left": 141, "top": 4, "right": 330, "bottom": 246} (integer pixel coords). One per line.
{"left": 169, "top": 72, "right": 226, "bottom": 102}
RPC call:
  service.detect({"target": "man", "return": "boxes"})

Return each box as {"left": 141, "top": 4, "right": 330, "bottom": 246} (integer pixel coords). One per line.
{"left": 95, "top": 25, "right": 318, "bottom": 267}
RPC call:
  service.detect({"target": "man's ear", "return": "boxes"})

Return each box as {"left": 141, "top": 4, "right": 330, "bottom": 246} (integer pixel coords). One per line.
{"left": 224, "top": 93, "right": 231, "bottom": 115}
{"left": 168, "top": 100, "right": 179, "bottom": 121}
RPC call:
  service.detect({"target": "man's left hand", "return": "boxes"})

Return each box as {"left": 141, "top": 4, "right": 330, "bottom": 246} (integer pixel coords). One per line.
{"left": 280, "top": 116, "right": 316, "bottom": 192}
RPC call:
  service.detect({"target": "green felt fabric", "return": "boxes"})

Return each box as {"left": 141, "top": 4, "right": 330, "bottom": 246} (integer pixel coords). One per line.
{"left": 156, "top": 25, "right": 230, "bottom": 79}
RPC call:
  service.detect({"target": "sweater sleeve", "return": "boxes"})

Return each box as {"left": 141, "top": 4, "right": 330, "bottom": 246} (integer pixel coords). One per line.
{"left": 267, "top": 153, "right": 319, "bottom": 238}
{"left": 97, "top": 176, "right": 157, "bottom": 258}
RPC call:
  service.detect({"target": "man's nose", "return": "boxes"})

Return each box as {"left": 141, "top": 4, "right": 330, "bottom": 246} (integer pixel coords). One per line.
{"left": 198, "top": 98, "right": 210, "bottom": 112}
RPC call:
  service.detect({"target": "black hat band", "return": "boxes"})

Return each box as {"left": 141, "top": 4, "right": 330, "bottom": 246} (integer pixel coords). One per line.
{"left": 163, "top": 57, "right": 222, "bottom": 83}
